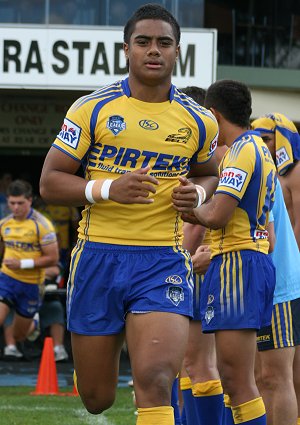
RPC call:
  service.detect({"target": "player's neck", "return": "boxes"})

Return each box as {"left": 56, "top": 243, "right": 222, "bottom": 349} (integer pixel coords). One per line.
{"left": 127, "top": 76, "right": 171, "bottom": 103}
{"left": 224, "top": 124, "right": 249, "bottom": 148}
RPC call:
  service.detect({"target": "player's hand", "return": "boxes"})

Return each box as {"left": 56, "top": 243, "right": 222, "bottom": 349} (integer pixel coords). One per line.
{"left": 3, "top": 258, "right": 21, "bottom": 270}
{"left": 192, "top": 245, "right": 211, "bottom": 274}
{"left": 109, "top": 166, "right": 159, "bottom": 204}
{"left": 181, "top": 211, "right": 201, "bottom": 224}
{"left": 172, "top": 176, "right": 198, "bottom": 212}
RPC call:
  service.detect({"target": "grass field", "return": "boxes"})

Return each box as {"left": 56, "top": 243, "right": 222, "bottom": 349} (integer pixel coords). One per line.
{"left": 0, "top": 387, "right": 136, "bottom": 425}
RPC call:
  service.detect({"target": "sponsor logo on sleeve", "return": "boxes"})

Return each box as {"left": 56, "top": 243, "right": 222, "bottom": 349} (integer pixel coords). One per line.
{"left": 57, "top": 118, "right": 81, "bottom": 149}
{"left": 276, "top": 147, "right": 290, "bottom": 167}
{"left": 254, "top": 229, "right": 269, "bottom": 239}
{"left": 219, "top": 167, "right": 247, "bottom": 192}
{"left": 208, "top": 135, "right": 218, "bottom": 157}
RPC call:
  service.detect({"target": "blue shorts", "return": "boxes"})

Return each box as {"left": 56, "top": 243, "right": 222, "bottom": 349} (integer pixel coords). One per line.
{"left": 257, "top": 297, "right": 300, "bottom": 351}
{"left": 200, "top": 250, "right": 275, "bottom": 332}
{"left": 67, "top": 241, "right": 194, "bottom": 335}
{"left": 0, "top": 272, "right": 40, "bottom": 318}
{"left": 192, "top": 273, "right": 204, "bottom": 321}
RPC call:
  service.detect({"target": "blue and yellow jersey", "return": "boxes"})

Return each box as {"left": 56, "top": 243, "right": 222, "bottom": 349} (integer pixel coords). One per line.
{"left": 0, "top": 209, "right": 57, "bottom": 284}
{"left": 210, "top": 130, "right": 277, "bottom": 257}
{"left": 53, "top": 78, "right": 218, "bottom": 246}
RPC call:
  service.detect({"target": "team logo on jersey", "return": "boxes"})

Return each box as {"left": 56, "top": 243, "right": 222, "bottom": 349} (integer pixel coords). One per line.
{"left": 165, "top": 275, "right": 182, "bottom": 285}
{"left": 4, "top": 228, "right": 11, "bottom": 235}
{"left": 166, "top": 286, "right": 184, "bottom": 306}
{"left": 139, "top": 119, "right": 159, "bottom": 130}
{"left": 276, "top": 147, "right": 290, "bottom": 167}
{"left": 205, "top": 306, "right": 214, "bottom": 324}
{"left": 219, "top": 167, "right": 247, "bottom": 192}
{"left": 106, "top": 115, "right": 126, "bottom": 136}
{"left": 165, "top": 127, "right": 192, "bottom": 144}
{"left": 57, "top": 118, "right": 81, "bottom": 149}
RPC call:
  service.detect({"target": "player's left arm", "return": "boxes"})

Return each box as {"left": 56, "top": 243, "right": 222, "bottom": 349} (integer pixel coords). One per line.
{"left": 172, "top": 158, "right": 219, "bottom": 213}
{"left": 3, "top": 242, "right": 59, "bottom": 270}
{"left": 186, "top": 193, "right": 238, "bottom": 229}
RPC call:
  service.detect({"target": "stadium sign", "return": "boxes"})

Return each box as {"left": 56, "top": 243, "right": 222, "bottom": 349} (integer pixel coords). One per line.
{"left": 0, "top": 26, "right": 217, "bottom": 90}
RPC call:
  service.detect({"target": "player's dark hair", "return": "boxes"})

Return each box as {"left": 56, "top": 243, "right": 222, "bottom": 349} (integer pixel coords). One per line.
{"left": 180, "top": 86, "right": 206, "bottom": 106}
{"left": 204, "top": 79, "right": 252, "bottom": 128}
{"left": 7, "top": 179, "right": 32, "bottom": 199}
{"left": 124, "top": 3, "right": 181, "bottom": 45}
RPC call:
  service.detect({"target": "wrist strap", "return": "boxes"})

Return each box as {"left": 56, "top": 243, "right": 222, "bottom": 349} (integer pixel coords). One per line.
{"left": 100, "top": 179, "right": 113, "bottom": 200}
{"left": 195, "top": 185, "right": 207, "bottom": 208}
{"left": 20, "top": 259, "right": 35, "bottom": 269}
{"left": 85, "top": 180, "right": 96, "bottom": 204}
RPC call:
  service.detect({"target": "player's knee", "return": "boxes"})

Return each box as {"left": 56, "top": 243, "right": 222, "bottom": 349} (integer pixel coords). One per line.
{"left": 82, "top": 393, "right": 115, "bottom": 415}
{"left": 135, "top": 366, "right": 172, "bottom": 402}
{"left": 260, "top": 368, "right": 290, "bottom": 391}
{"left": 13, "top": 329, "right": 27, "bottom": 342}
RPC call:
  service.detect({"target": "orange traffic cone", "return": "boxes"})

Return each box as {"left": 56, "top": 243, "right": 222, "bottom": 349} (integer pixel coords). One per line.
{"left": 31, "top": 337, "right": 59, "bottom": 395}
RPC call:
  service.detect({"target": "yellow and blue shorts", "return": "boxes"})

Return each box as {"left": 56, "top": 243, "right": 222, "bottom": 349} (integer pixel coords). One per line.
{"left": 200, "top": 250, "right": 275, "bottom": 332}
{"left": 0, "top": 272, "right": 40, "bottom": 318}
{"left": 257, "top": 297, "right": 300, "bottom": 350}
{"left": 67, "top": 240, "right": 194, "bottom": 335}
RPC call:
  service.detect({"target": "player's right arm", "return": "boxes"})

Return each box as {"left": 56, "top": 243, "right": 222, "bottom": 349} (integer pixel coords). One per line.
{"left": 40, "top": 148, "right": 159, "bottom": 206}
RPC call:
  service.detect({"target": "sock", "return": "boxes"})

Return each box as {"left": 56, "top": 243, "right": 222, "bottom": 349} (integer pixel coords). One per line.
{"left": 137, "top": 406, "right": 174, "bottom": 425}
{"left": 223, "top": 394, "right": 235, "bottom": 425}
{"left": 192, "top": 379, "right": 224, "bottom": 425}
{"left": 232, "top": 397, "right": 266, "bottom": 424}
{"left": 180, "top": 377, "right": 198, "bottom": 425}
{"left": 171, "top": 377, "right": 181, "bottom": 425}
{"left": 297, "top": 419, "right": 300, "bottom": 425}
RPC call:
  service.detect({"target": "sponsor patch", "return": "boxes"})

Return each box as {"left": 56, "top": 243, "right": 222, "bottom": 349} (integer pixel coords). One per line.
{"left": 139, "top": 119, "right": 159, "bottom": 130}
{"left": 219, "top": 167, "right": 247, "bottom": 192}
{"left": 166, "top": 286, "right": 184, "bottom": 306}
{"left": 208, "top": 135, "right": 218, "bottom": 156}
{"left": 165, "top": 275, "right": 182, "bottom": 285}
{"left": 57, "top": 118, "right": 81, "bottom": 149}
{"left": 106, "top": 115, "right": 126, "bottom": 136}
{"left": 254, "top": 229, "right": 269, "bottom": 239}
{"left": 276, "top": 146, "right": 290, "bottom": 167}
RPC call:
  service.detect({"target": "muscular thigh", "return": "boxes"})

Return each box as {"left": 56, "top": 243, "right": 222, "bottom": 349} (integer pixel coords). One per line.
{"left": 126, "top": 312, "right": 189, "bottom": 383}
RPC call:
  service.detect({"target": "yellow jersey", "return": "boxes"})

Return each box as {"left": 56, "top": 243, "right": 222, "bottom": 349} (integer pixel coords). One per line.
{"left": 0, "top": 209, "right": 57, "bottom": 284}
{"left": 211, "top": 131, "right": 277, "bottom": 257}
{"left": 53, "top": 79, "right": 218, "bottom": 246}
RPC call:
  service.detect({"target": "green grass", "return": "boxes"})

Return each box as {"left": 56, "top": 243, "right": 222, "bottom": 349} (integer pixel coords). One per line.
{"left": 0, "top": 387, "right": 136, "bottom": 425}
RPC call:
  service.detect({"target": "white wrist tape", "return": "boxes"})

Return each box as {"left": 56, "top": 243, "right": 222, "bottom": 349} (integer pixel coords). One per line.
{"left": 195, "top": 185, "right": 207, "bottom": 208}
{"left": 100, "top": 179, "right": 113, "bottom": 200}
{"left": 85, "top": 180, "right": 96, "bottom": 204}
{"left": 20, "top": 259, "right": 35, "bottom": 269}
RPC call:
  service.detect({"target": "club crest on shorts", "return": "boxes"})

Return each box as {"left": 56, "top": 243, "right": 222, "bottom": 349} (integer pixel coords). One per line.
{"left": 106, "top": 115, "right": 126, "bottom": 136}
{"left": 166, "top": 285, "right": 184, "bottom": 306}
{"left": 205, "top": 306, "right": 214, "bottom": 324}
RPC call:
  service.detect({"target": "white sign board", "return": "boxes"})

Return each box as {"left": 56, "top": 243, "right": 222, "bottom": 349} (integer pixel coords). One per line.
{"left": 0, "top": 26, "right": 217, "bottom": 90}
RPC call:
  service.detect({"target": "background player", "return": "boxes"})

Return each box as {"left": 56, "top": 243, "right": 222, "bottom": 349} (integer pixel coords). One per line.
{"left": 39, "top": 4, "right": 219, "bottom": 425}
{"left": 176, "top": 79, "right": 277, "bottom": 425}
{"left": 0, "top": 180, "right": 58, "bottom": 345}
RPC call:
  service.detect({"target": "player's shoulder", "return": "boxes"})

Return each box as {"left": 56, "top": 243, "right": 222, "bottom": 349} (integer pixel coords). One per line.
{"left": 30, "top": 209, "right": 55, "bottom": 230}
{"left": 69, "top": 80, "right": 124, "bottom": 113}
{"left": 173, "top": 87, "right": 217, "bottom": 124}
{"left": 0, "top": 214, "right": 13, "bottom": 227}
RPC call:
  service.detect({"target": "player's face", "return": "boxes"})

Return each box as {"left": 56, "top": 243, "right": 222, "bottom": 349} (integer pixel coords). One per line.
{"left": 7, "top": 195, "right": 32, "bottom": 220}
{"left": 260, "top": 132, "right": 276, "bottom": 160}
{"left": 124, "top": 19, "right": 179, "bottom": 86}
